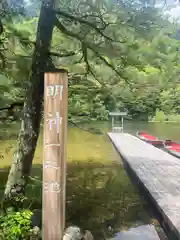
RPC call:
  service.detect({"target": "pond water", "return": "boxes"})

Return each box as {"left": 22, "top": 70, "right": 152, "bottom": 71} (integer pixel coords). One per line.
{"left": 0, "top": 121, "right": 179, "bottom": 239}
{"left": 124, "top": 121, "right": 180, "bottom": 141}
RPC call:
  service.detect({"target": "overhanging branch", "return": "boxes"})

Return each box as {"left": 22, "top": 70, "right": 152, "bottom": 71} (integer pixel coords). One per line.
{"left": 0, "top": 19, "right": 4, "bottom": 35}
{"left": 0, "top": 102, "right": 102, "bottom": 135}
{"left": 54, "top": 17, "right": 127, "bottom": 82}
{"left": 49, "top": 50, "right": 77, "bottom": 57}
{"left": 69, "top": 120, "right": 103, "bottom": 135}
{"left": 55, "top": 9, "right": 125, "bottom": 43}
{"left": 81, "top": 42, "right": 101, "bottom": 84}
{"left": 14, "top": 50, "right": 77, "bottom": 59}
{"left": 0, "top": 102, "right": 24, "bottom": 112}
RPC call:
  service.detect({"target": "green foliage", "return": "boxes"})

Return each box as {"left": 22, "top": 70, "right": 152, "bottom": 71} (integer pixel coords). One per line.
{"left": 0, "top": 209, "right": 33, "bottom": 240}
{"left": 151, "top": 109, "right": 166, "bottom": 122}
{"left": 167, "top": 114, "right": 180, "bottom": 123}
{"left": 1, "top": 0, "right": 180, "bottom": 122}
{"left": 151, "top": 110, "right": 180, "bottom": 123}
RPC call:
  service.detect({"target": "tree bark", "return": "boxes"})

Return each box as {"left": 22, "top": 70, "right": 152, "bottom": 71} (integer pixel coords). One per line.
{"left": 4, "top": 0, "right": 56, "bottom": 200}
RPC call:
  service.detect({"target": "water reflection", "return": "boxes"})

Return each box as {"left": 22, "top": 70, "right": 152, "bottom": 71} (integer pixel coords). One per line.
{"left": 109, "top": 224, "right": 166, "bottom": 240}
{"left": 65, "top": 125, "right": 151, "bottom": 239}
{"left": 123, "top": 121, "right": 180, "bottom": 141}
{"left": 65, "top": 122, "right": 174, "bottom": 239}
{"left": 0, "top": 121, "right": 174, "bottom": 239}
{"left": 66, "top": 161, "right": 150, "bottom": 239}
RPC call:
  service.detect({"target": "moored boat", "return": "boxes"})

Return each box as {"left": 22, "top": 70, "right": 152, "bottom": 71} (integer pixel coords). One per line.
{"left": 164, "top": 140, "right": 180, "bottom": 159}
{"left": 136, "top": 131, "right": 164, "bottom": 148}
{"left": 137, "top": 131, "right": 180, "bottom": 158}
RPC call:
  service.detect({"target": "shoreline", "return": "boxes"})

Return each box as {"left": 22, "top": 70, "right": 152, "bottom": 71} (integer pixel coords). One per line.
{"left": 148, "top": 120, "right": 180, "bottom": 123}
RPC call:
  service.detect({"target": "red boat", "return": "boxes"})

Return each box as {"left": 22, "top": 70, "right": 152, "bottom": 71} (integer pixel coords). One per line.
{"left": 137, "top": 131, "right": 180, "bottom": 158}
{"left": 136, "top": 131, "right": 164, "bottom": 148}
{"left": 164, "top": 140, "right": 180, "bottom": 158}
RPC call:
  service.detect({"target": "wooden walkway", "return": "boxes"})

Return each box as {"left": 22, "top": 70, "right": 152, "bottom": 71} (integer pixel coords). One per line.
{"left": 108, "top": 132, "right": 180, "bottom": 240}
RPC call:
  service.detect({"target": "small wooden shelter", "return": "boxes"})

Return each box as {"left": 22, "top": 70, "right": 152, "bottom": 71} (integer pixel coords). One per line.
{"left": 109, "top": 112, "right": 127, "bottom": 132}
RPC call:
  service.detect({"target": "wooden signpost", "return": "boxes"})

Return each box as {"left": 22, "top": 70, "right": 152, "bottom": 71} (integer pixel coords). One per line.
{"left": 43, "top": 70, "right": 68, "bottom": 240}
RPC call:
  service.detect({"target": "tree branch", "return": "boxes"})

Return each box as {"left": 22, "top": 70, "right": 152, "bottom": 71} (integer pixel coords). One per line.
{"left": 0, "top": 102, "right": 24, "bottom": 112}
{"left": 20, "top": 39, "right": 35, "bottom": 45}
{"left": 81, "top": 42, "right": 99, "bottom": 81}
{"left": 82, "top": 43, "right": 91, "bottom": 72}
{"left": 56, "top": 9, "right": 105, "bottom": 30}
{"left": 55, "top": 9, "right": 125, "bottom": 43}
{"left": 81, "top": 12, "right": 109, "bottom": 26}
{"left": 0, "top": 102, "right": 102, "bottom": 135}
{"left": 49, "top": 50, "right": 77, "bottom": 57}
{"left": 69, "top": 120, "right": 103, "bottom": 135}
{"left": 54, "top": 17, "right": 127, "bottom": 82}
{"left": 0, "top": 52, "right": 6, "bottom": 68}
{"left": 13, "top": 50, "right": 78, "bottom": 59}
{"left": 6, "top": 48, "right": 74, "bottom": 70}
{"left": 0, "top": 19, "right": 3, "bottom": 35}
{"left": 13, "top": 53, "right": 32, "bottom": 58}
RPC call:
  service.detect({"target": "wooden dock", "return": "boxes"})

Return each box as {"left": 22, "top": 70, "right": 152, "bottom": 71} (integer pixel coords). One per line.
{"left": 108, "top": 132, "right": 180, "bottom": 240}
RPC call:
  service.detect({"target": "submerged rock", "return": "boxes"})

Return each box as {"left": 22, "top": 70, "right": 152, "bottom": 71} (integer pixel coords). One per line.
{"left": 63, "top": 226, "right": 82, "bottom": 240}
{"left": 82, "top": 230, "right": 94, "bottom": 240}
{"left": 63, "top": 227, "right": 94, "bottom": 240}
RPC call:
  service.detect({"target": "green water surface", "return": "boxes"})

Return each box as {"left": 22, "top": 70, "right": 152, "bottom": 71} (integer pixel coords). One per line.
{"left": 0, "top": 121, "right": 178, "bottom": 239}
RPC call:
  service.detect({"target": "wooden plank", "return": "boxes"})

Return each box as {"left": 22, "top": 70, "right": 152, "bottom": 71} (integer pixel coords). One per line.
{"left": 107, "top": 133, "right": 180, "bottom": 240}
{"left": 109, "top": 225, "right": 160, "bottom": 240}
{"left": 43, "top": 70, "right": 68, "bottom": 240}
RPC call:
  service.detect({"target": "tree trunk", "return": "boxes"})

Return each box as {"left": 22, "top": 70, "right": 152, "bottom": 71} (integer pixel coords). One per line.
{"left": 4, "top": 0, "right": 56, "bottom": 201}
